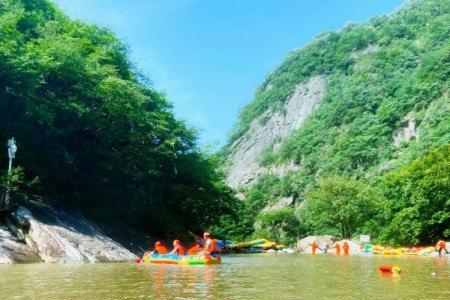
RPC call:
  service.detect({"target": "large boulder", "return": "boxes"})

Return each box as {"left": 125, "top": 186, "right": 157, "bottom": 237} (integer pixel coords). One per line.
{"left": 12, "top": 200, "right": 137, "bottom": 263}
{"left": 297, "top": 235, "right": 337, "bottom": 253}
{"left": 1, "top": 197, "right": 141, "bottom": 265}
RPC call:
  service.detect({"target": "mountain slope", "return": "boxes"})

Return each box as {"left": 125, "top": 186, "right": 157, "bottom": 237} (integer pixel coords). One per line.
{"left": 223, "top": 0, "right": 450, "bottom": 243}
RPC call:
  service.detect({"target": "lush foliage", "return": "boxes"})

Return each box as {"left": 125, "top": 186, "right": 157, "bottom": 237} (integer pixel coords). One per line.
{"left": 301, "top": 176, "right": 380, "bottom": 239}
{"left": 254, "top": 207, "right": 300, "bottom": 245}
{"left": 376, "top": 144, "right": 450, "bottom": 245}
{"left": 0, "top": 0, "right": 235, "bottom": 236}
{"left": 223, "top": 0, "right": 450, "bottom": 245}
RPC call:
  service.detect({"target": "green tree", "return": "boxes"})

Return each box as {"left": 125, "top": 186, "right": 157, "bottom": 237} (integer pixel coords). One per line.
{"left": 254, "top": 207, "right": 300, "bottom": 245}
{"left": 378, "top": 144, "right": 450, "bottom": 245}
{"left": 303, "top": 176, "right": 379, "bottom": 239}
{"left": 0, "top": 0, "right": 235, "bottom": 237}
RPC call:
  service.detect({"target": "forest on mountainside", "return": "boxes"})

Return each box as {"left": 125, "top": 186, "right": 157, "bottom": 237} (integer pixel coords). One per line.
{"left": 0, "top": 0, "right": 236, "bottom": 237}
{"left": 221, "top": 0, "right": 450, "bottom": 245}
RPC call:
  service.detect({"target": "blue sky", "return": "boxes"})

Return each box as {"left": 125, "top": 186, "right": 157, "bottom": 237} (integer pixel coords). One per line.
{"left": 54, "top": 0, "right": 405, "bottom": 147}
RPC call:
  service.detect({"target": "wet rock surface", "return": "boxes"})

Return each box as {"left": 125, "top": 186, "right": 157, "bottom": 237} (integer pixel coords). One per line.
{"left": 0, "top": 225, "right": 41, "bottom": 264}
{"left": 1, "top": 197, "right": 145, "bottom": 264}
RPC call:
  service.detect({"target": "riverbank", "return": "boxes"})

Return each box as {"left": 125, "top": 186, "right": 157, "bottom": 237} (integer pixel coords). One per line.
{"left": 0, "top": 196, "right": 154, "bottom": 264}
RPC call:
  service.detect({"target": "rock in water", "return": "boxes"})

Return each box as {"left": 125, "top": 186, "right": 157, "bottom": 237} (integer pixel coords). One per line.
{"left": 0, "top": 226, "right": 41, "bottom": 264}
{"left": 11, "top": 199, "right": 137, "bottom": 263}
{"left": 297, "top": 235, "right": 337, "bottom": 253}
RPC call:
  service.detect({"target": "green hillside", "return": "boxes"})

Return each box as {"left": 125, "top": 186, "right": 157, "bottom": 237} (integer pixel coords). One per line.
{"left": 222, "top": 0, "right": 450, "bottom": 245}
{"left": 0, "top": 0, "right": 235, "bottom": 237}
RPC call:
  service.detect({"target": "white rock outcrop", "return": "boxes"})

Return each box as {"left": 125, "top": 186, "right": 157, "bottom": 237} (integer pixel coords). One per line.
{"left": 0, "top": 226, "right": 41, "bottom": 264}
{"left": 16, "top": 202, "right": 137, "bottom": 263}
{"left": 1, "top": 199, "right": 138, "bottom": 264}
{"left": 393, "top": 115, "right": 419, "bottom": 148}
{"left": 227, "top": 76, "right": 326, "bottom": 188}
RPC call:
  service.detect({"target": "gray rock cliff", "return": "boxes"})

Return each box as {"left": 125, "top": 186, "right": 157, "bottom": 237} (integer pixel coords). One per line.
{"left": 1, "top": 197, "right": 140, "bottom": 264}
{"left": 227, "top": 76, "right": 326, "bottom": 188}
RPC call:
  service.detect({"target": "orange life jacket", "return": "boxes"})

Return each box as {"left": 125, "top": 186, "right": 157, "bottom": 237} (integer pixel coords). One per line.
{"left": 343, "top": 242, "right": 350, "bottom": 254}
{"left": 311, "top": 242, "right": 317, "bottom": 254}
{"left": 204, "top": 238, "right": 217, "bottom": 253}
{"left": 187, "top": 245, "right": 201, "bottom": 255}
{"left": 173, "top": 244, "right": 185, "bottom": 255}
{"left": 155, "top": 245, "right": 168, "bottom": 254}
{"left": 436, "top": 240, "right": 447, "bottom": 249}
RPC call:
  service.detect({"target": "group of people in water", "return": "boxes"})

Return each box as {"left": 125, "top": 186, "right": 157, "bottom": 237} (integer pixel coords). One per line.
{"left": 310, "top": 241, "right": 350, "bottom": 255}
{"left": 143, "top": 233, "right": 448, "bottom": 258}
{"left": 143, "top": 232, "right": 219, "bottom": 258}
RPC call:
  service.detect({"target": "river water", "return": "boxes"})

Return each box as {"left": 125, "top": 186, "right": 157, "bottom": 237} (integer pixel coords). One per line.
{"left": 1, "top": 254, "right": 449, "bottom": 299}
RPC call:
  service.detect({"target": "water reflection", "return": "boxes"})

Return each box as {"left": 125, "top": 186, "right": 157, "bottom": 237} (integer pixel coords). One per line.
{"left": 145, "top": 263, "right": 219, "bottom": 299}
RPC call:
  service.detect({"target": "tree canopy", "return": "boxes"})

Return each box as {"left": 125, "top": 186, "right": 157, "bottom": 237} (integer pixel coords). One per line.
{"left": 0, "top": 0, "right": 235, "bottom": 237}
{"left": 302, "top": 176, "right": 379, "bottom": 239}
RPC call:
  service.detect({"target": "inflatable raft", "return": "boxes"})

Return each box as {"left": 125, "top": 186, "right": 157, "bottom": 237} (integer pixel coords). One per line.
{"left": 228, "top": 239, "right": 284, "bottom": 251}
{"left": 369, "top": 245, "right": 432, "bottom": 256}
{"left": 143, "top": 253, "right": 221, "bottom": 265}
{"left": 179, "top": 254, "right": 221, "bottom": 265}
{"left": 143, "top": 253, "right": 180, "bottom": 264}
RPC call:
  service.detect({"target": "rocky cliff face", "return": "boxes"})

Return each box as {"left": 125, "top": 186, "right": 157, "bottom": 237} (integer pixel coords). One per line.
{"left": 0, "top": 197, "right": 145, "bottom": 264}
{"left": 226, "top": 76, "right": 326, "bottom": 188}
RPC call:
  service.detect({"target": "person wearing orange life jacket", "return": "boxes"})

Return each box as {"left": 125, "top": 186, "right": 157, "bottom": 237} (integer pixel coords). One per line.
{"left": 187, "top": 244, "right": 202, "bottom": 255}
{"left": 343, "top": 242, "right": 350, "bottom": 255}
{"left": 333, "top": 242, "right": 341, "bottom": 255}
{"left": 435, "top": 240, "right": 449, "bottom": 256}
{"left": 142, "top": 241, "right": 168, "bottom": 259}
{"left": 203, "top": 232, "right": 218, "bottom": 254}
{"left": 153, "top": 241, "right": 168, "bottom": 254}
{"left": 170, "top": 239, "right": 185, "bottom": 256}
{"left": 310, "top": 241, "right": 318, "bottom": 255}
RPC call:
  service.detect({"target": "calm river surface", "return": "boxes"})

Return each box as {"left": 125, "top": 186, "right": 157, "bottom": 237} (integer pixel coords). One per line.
{"left": 1, "top": 254, "right": 449, "bottom": 299}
